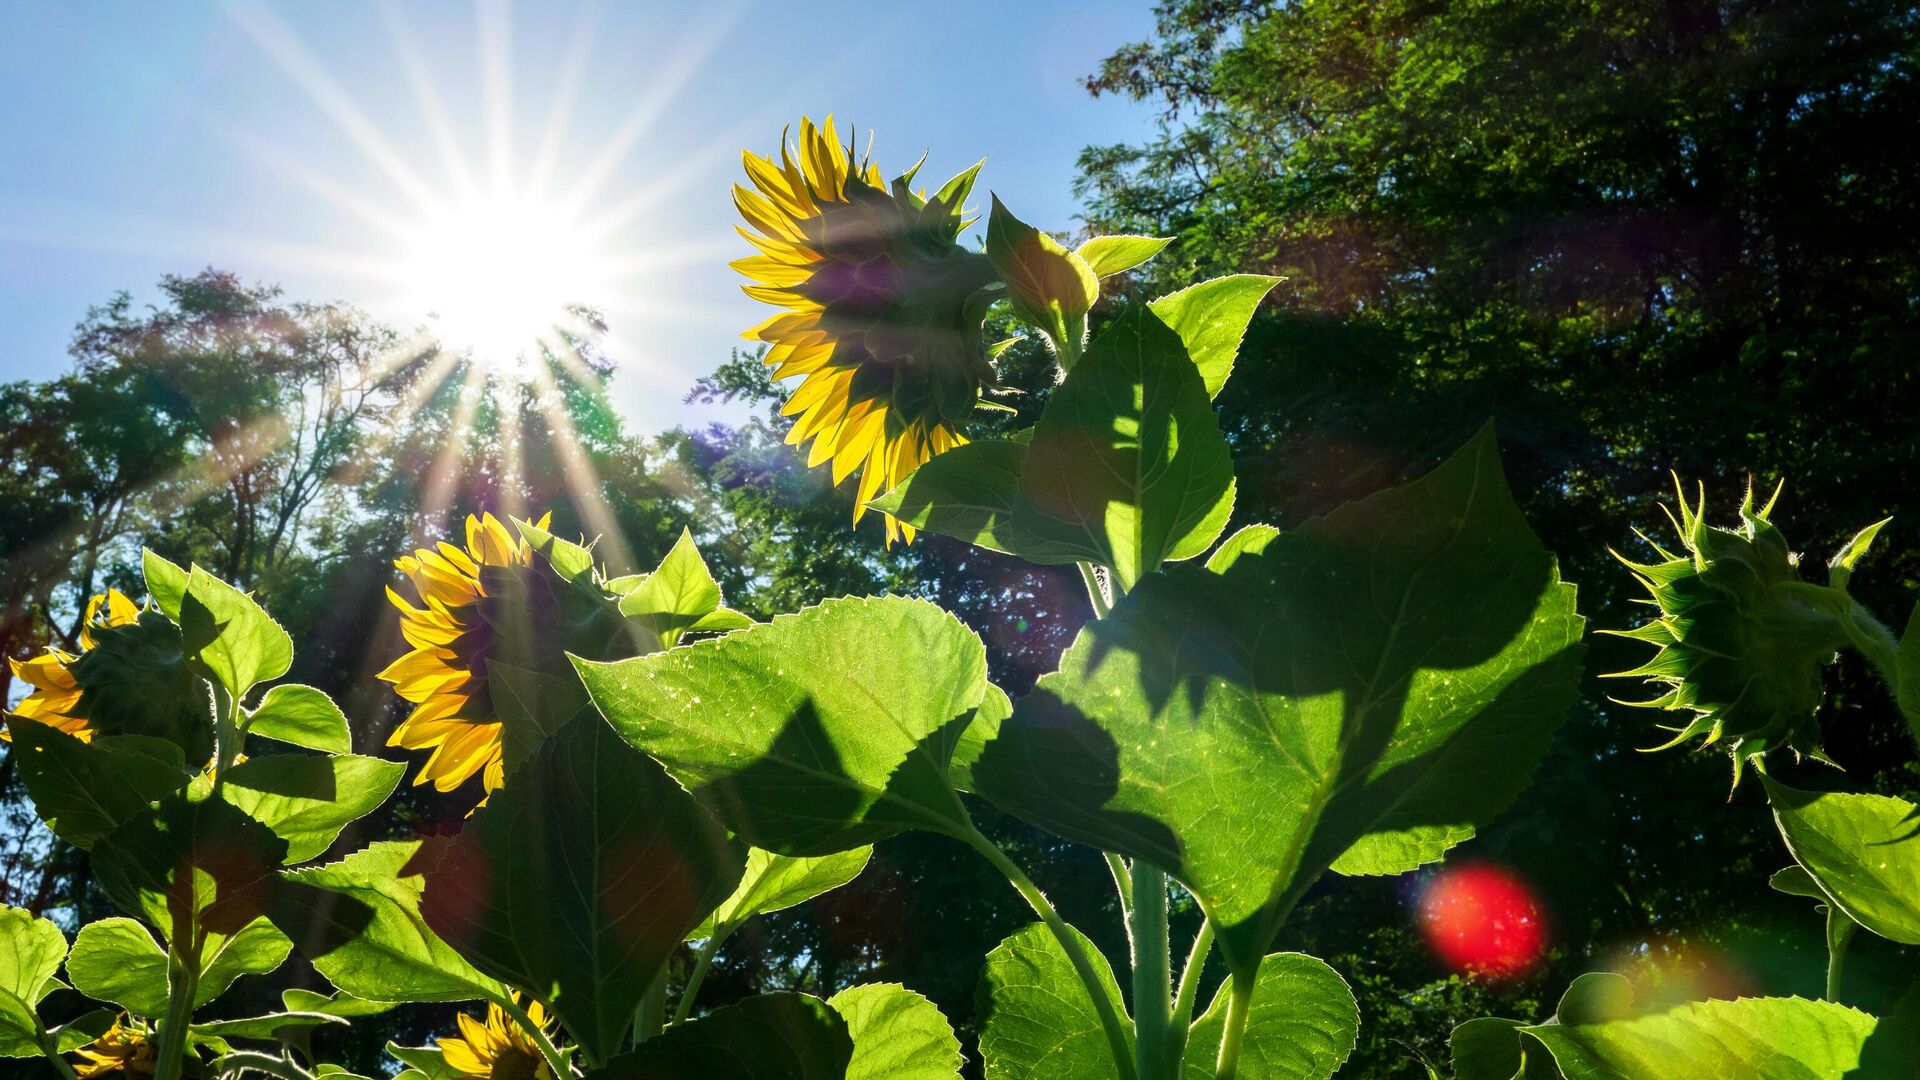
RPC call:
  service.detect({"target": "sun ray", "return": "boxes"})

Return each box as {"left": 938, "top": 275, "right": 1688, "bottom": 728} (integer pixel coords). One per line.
{"left": 225, "top": 4, "right": 445, "bottom": 215}
{"left": 377, "top": 0, "right": 481, "bottom": 200}
{"left": 526, "top": 354, "right": 636, "bottom": 573}
{"left": 475, "top": 0, "right": 517, "bottom": 192}
{"left": 524, "top": 0, "right": 603, "bottom": 201}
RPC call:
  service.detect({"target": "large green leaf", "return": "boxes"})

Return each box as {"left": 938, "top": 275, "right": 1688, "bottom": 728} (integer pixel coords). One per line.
{"left": 1181, "top": 953, "right": 1357, "bottom": 1080}
{"left": 67, "top": 915, "right": 289, "bottom": 1016}
{"left": 1451, "top": 1017, "right": 1558, "bottom": 1080}
{"left": 142, "top": 549, "right": 190, "bottom": 621}
{"left": 92, "top": 792, "right": 288, "bottom": 949}
{"left": 975, "top": 428, "right": 1584, "bottom": 976}
{"left": 987, "top": 196, "right": 1098, "bottom": 359}
{"left": 693, "top": 847, "right": 872, "bottom": 941}
{"left": 976, "top": 923, "right": 1133, "bottom": 1080}
{"left": 0, "top": 907, "right": 65, "bottom": 1008}
{"left": 10, "top": 725, "right": 188, "bottom": 849}
{"left": 417, "top": 715, "right": 743, "bottom": 1062}
{"left": 246, "top": 684, "right": 352, "bottom": 754}
{"left": 219, "top": 753, "right": 404, "bottom": 864}
{"left": 1764, "top": 778, "right": 1920, "bottom": 944}
{"left": 190, "top": 1010, "right": 347, "bottom": 1042}
{"left": 1015, "top": 303, "right": 1236, "bottom": 589}
{"left": 1146, "top": 275, "right": 1281, "bottom": 399}
{"left": 829, "top": 982, "right": 962, "bottom": 1080}
{"left": 1522, "top": 995, "right": 1881, "bottom": 1078}
{"left": 1076, "top": 235, "right": 1174, "bottom": 278}
{"left": 272, "top": 840, "right": 504, "bottom": 1004}
{"left": 587, "top": 993, "right": 853, "bottom": 1080}
{"left": 489, "top": 660, "right": 590, "bottom": 778}
{"left": 619, "top": 528, "right": 753, "bottom": 647}
{"left": 179, "top": 566, "right": 292, "bottom": 700}
{"left": 578, "top": 596, "right": 987, "bottom": 854}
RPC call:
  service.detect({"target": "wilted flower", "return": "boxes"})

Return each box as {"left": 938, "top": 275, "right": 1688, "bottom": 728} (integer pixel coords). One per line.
{"left": 71, "top": 1016, "right": 155, "bottom": 1079}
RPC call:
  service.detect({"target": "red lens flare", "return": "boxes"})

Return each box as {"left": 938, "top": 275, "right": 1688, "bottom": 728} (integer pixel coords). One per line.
{"left": 1420, "top": 863, "right": 1547, "bottom": 978}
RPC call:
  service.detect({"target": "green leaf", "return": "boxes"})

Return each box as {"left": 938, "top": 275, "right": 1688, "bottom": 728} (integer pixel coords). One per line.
{"left": 198, "top": 917, "right": 295, "bottom": 1005}
{"left": 1016, "top": 303, "right": 1237, "bottom": 588}
{"left": 620, "top": 528, "right": 741, "bottom": 648}
{"left": 976, "top": 923, "right": 1133, "bottom": 1080}
{"left": 92, "top": 792, "right": 288, "bottom": 949}
{"left": 179, "top": 566, "right": 292, "bottom": 700}
{"left": 190, "top": 1010, "right": 347, "bottom": 1042}
{"left": 695, "top": 847, "right": 872, "bottom": 941}
{"left": 65, "top": 916, "right": 278, "bottom": 1015}
{"left": 281, "top": 988, "right": 393, "bottom": 1018}
{"left": 1206, "top": 523, "right": 1281, "bottom": 574}
{"left": 1770, "top": 864, "right": 1826, "bottom": 900}
{"left": 975, "top": 427, "right": 1584, "bottom": 976}
{"left": 11, "top": 726, "right": 189, "bottom": 849}
{"left": 514, "top": 517, "right": 596, "bottom": 581}
{"left": 579, "top": 596, "right": 987, "bottom": 854}
{"left": 586, "top": 993, "right": 853, "bottom": 1080}
{"left": 829, "top": 982, "right": 962, "bottom": 1080}
{"left": 1147, "top": 275, "right": 1281, "bottom": 399}
{"left": 142, "top": 549, "right": 189, "bottom": 621}
{"left": 1522, "top": 995, "right": 1881, "bottom": 1078}
{"left": 388, "top": 1043, "right": 460, "bottom": 1080}
{"left": 417, "top": 716, "right": 743, "bottom": 1062}
{"left": 868, "top": 441, "right": 1080, "bottom": 564}
{"left": 1554, "top": 972, "right": 1636, "bottom": 1025}
{"left": 0, "top": 906, "right": 65, "bottom": 1008}
{"left": 1075, "top": 235, "right": 1174, "bottom": 278}
{"left": 51, "top": 1010, "right": 115, "bottom": 1054}
{"left": 246, "top": 684, "right": 352, "bottom": 754}
{"left": 1764, "top": 778, "right": 1920, "bottom": 944}
{"left": 987, "top": 196, "right": 1098, "bottom": 359}
{"left": 272, "top": 840, "right": 504, "bottom": 1004}
{"left": 1451, "top": 1017, "right": 1542, "bottom": 1080}
{"left": 489, "top": 660, "right": 590, "bottom": 778}
{"left": 0, "top": 989, "right": 42, "bottom": 1057}
{"left": 1182, "top": 954, "right": 1358, "bottom": 1080}
{"left": 220, "top": 753, "right": 404, "bottom": 864}
{"left": 1828, "top": 517, "right": 1891, "bottom": 590}
{"left": 949, "top": 683, "right": 1011, "bottom": 793}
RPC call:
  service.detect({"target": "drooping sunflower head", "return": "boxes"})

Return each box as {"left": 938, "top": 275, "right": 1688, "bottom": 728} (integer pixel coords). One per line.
{"left": 734, "top": 115, "right": 999, "bottom": 543}
{"left": 7, "top": 589, "right": 139, "bottom": 741}
{"left": 1603, "top": 479, "right": 1848, "bottom": 777}
{"left": 437, "top": 997, "right": 555, "bottom": 1080}
{"left": 381, "top": 512, "right": 625, "bottom": 802}
{"left": 71, "top": 1016, "right": 155, "bottom": 1079}
{"left": 8, "top": 589, "right": 209, "bottom": 763}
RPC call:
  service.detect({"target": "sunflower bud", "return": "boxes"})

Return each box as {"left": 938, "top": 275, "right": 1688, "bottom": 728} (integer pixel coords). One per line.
{"left": 1604, "top": 479, "right": 1850, "bottom": 778}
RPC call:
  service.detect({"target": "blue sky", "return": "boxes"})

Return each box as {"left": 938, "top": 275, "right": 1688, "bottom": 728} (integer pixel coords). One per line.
{"left": 0, "top": 1, "right": 1162, "bottom": 430}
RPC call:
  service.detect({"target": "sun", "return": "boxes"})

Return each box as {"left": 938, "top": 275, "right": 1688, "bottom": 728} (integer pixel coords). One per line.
{"left": 399, "top": 189, "right": 611, "bottom": 367}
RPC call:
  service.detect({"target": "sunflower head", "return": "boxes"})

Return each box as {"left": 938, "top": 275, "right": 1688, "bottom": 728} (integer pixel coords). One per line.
{"left": 71, "top": 1016, "right": 155, "bottom": 1079}
{"left": 734, "top": 116, "right": 1000, "bottom": 543}
{"left": 381, "top": 512, "right": 626, "bottom": 802}
{"left": 8, "top": 589, "right": 210, "bottom": 763}
{"left": 1604, "top": 480, "right": 1848, "bottom": 776}
{"left": 437, "top": 997, "right": 555, "bottom": 1080}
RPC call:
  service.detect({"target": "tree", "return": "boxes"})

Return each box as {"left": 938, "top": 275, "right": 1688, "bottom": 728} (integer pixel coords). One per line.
{"left": 1078, "top": 1, "right": 1920, "bottom": 1072}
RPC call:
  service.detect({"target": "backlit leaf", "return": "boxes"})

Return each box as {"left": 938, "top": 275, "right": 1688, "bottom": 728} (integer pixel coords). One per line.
{"left": 179, "top": 566, "right": 292, "bottom": 700}
{"left": 1523, "top": 995, "right": 1881, "bottom": 1079}
{"left": 10, "top": 726, "right": 188, "bottom": 849}
{"left": 587, "top": 993, "right": 852, "bottom": 1080}
{"left": 1182, "top": 953, "right": 1358, "bottom": 1080}
{"left": 1147, "top": 275, "right": 1281, "bottom": 399}
{"left": 220, "top": 753, "right": 404, "bottom": 864}
{"left": 977, "top": 923, "right": 1132, "bottom": 1080}
{"left": 830, "top": 982, "right": 962, "bottom": 1080}
{"left": 247, "top": 684, "right": 352, "bottom": 754}
{"left": 976, "top": 427, "right": 1584, "bottom": 975}
{"left": 1765, "top": 778, "right": 1920, "bottom": 944}
{"left": 579, "top": 596, "right": 987, "bottom": 854}
{"left": 694, "top": 847, "right": 872, "bottom": 941}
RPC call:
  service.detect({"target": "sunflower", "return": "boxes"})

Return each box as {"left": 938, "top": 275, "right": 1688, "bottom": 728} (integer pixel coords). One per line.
{"left": 437, "top": 998, "right": 555, "bottom": 1080}
{"left": 380, "top": 512, "right": 626, "bottom": 804}
{"left": 5, "top": 589, "right": 141, "bottom": 741}
{"left": 70, "top": 1016, "right": 155, "bottom": 1079}
{"left": 734, "top": 115, "right": 1000, "bottom": 543}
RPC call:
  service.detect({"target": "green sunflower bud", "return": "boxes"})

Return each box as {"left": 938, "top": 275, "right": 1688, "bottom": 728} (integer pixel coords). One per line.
{"left": 1604, "top": 478, "right": 1851, "bottom": 780}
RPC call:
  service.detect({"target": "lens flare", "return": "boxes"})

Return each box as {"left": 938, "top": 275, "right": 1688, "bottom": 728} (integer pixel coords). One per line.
{"left": 1419, "top": 863, "right": 1547, "bottom": 978}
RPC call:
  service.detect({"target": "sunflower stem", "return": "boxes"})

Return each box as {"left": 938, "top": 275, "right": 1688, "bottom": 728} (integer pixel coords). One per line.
{"left": 37, "top": 1033, "right": 78, "bottom": 1080}
{"left": 1106, "top": 853, "right": 1134, "bottom": 921}
{"left": 672, "top": 930, "right": 727, "bottom": 1027}
{"left": 494, "top": 992, "right": 574, "bottom": 1078}
{"left": 1078, "top": 563, "right": 1112, "bottom": 619}
{"left": 1212, "top": 971, "right": 1256, "bottom": 1080}
{"left": 961, "top": 824, "right": 1138, "bottom": 1080}
{"left": 151, "top": 947, "right": 199, "bottom": 1080}
{"left": 1825, "top": 905, "right": 1858, "bottom": 1002}
{"left": 1130, "top": 862, "right": 1172, "bottom": 1080}
{"left": 1167, "top": 915, "right": 1214, "bottom": 1072}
